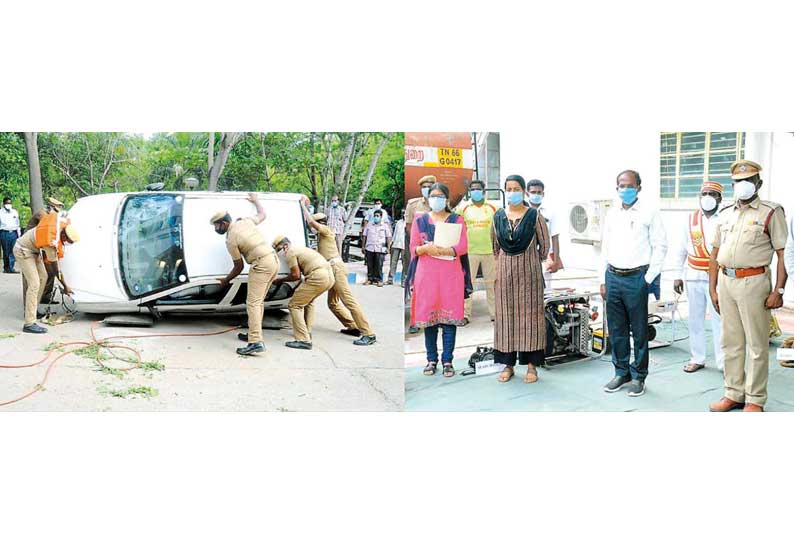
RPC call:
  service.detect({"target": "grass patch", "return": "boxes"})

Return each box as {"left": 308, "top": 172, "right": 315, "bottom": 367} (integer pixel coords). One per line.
{"left": 0, "top": 333, "right": 17, "bottom": 340}
{"left": 98, "top": 384, "right": 159, "bottom": 399}
{"left": 44, "top": 341, "right": 62, "bottom": 351}
{"left": 96, "top": 365, "right": 126, "bottom": 379}
{"left": 140, "top": 360, "right": 165, "bottom": 373}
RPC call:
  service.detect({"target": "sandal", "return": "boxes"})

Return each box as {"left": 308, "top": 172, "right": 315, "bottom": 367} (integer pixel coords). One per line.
{"left": 683, "top": 363, "right": 705, "bottom": 373}
{"left": 423, "top": 361, "right": 438, "bottom": 376}
{"left": 442, "top": 363, "right": 455, "bottom": 377}
{"left": 497, "top": 366, "right": 514, "bottom": 383}
{"left": 524, "top": 365, "right": 538, "bottom": 384}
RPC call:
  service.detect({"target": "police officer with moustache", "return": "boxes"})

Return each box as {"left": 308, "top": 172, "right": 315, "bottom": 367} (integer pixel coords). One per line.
{"left": 708, "top": 160, "right": 788, "bottom": 412}
{"left": 210, "top": 192, "right": 279, "bottom": 356}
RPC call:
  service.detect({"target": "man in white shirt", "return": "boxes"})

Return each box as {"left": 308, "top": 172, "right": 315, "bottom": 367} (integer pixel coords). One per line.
{"left": 1, "top": 196, "right": 22, "bottom": 273}
{"left": 388, "top": 211, "right": 406, "bottom": 286}
{"left": 527, "top": 179, "right": 561, "bottom": 290}
{"left": 599, "top": 170, "right": 668, "bottom": 397}
{"left": 673, "top": 181, "right": 725, "bottom": 373}
{"left": 326, "top": 195, "right": 347, "bottom": 254}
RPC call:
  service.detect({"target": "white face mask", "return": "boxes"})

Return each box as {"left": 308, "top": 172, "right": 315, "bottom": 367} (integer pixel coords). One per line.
{"left": 700, "top": 195, "right": 717, "bottom": 212}
{"left": 3, "top": 204, "right": 11, "bottom": 211}
{"left": 734, "top": 180, "right": 756, "bottom": 201}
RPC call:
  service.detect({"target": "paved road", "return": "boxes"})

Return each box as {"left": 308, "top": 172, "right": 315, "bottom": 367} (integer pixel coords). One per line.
{"left": 0, "top": 251, "right": 404, "bottom": 411}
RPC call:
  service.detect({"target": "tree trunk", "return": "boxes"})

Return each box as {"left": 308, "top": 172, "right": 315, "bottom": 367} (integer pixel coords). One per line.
{"left": 207, "top": 132, "right": 215, "bottom": 174}
{"left": 208, "top": 132, "right": 242, "bottom": 191}
{"left": 335, "top": 133, "right": 356, "bottom": 199}
{"left": 345, "top": 133, "right": 392, "bottom": 234}
{"left": 22, "top": 132, "right": 44, "bottom": 213}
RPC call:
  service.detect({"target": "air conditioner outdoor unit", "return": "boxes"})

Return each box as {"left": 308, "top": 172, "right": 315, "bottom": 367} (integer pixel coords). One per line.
{"left": 569, "top": 199, "right": 613, "bottom": 245}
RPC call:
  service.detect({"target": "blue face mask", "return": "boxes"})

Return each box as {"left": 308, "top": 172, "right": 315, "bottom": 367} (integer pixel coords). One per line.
{"left": 507, "top": 191, "right": 525, "bottom": 206}
{"left": 331, "top": 201, "right": 338, "bottom": 208}
{"left": 528, "top": 193, "right": 543, "bottom": 205}
{"left": 373, "top": 216, "right": 382, "bottom": 224}
{"left": 421, "top": 187, "right": 430, "bottom": 199}
{"left": 428, "top": 196, "right": 447, "bottom": 212}
{"left": 618, "top": 187, "right": 639, "bottom": 205}
{"left": 471, "top": 189, "right": 484, "bottom": 202}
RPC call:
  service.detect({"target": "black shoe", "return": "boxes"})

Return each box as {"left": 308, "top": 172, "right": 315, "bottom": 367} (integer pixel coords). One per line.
{"left": 286, "top": 341, "right": 312, "bottom": 350}
{"left": 353, "top": 335, "right": 376, "bottom": 346}
{"left": 604, "top": 374, "right": 631, "bottom": 393}
{"left": 23, "top": 323, "right": 48, "bottom": 334}
{"left": 627, "top": 379, "right": 646, "bottom": 397}
{"left": 238, "top": 332, "right": 249, "bottom": 342}
{"left": 340, "top": 328, "right": 362, "bottom": 337}
{"left": 236, "top": 342, "right": 265, "bottom": 356}
{"left": 407, "top": 325, "right": 420, "bottom": 334}
{"left": 36, "top": 309, "right": 47, "bottom": 319}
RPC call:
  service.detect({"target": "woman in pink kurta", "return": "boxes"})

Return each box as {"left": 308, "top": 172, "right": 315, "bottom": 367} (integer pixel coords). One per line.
{"left": 406, "top": 183, "right": 468, "bottom": 377}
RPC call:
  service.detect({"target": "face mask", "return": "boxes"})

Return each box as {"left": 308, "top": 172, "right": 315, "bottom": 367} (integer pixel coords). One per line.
{"left": 470, "top": 189, "right": 484, "bottom": 202}
{"left": 428, "top": 196, "right": 447, "bottom": 212}
{"left": 375, "top": 204, "right": 382, "bottom": 210}
{"left": 3, "top": 204, "right": 10, "bottom": 211}
{"left": 700, "top": 195, "right": 717, "bottom": 212}
{"left": 373, "top": 217, "right": 382, "bottom": 224}
{"left": 618, "top": 187, "right": 638, "bottom": 205}
{"left": 528, "top": 193, "right": 543, "bottom": 205}
{"left": 421, "top": 187, "right": 430, "bottom": 199}
{"left": 734, "top": 180, "right": 756, "bottom": 201}
{"left": 507, "top": 191, "right": 524, "bottom": 206}
{"left": 331, "top": 201, "right": 338, "bottom": 208}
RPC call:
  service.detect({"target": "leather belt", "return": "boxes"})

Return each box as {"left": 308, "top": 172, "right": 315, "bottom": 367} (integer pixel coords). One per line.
{"left": 721, "top": 266, "right": 766, "bottom": 278}
{"left": 607, "top": 264, "right": 648, "bottom": 277}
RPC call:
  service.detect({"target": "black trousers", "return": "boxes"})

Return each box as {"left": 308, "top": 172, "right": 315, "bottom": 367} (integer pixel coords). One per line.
{"left": 365, "top": 250, "right": 385, "bottom": 282}
{"left": 494, "top": 349, "right": 545, "bottom": 367}
{"left": 1, "top": 230, "right": 18, "bottom": 272}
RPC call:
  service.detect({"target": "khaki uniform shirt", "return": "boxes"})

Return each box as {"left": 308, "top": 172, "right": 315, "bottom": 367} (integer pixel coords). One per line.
{"left": 713, "top": 198, "right": 788, "bottom": 269}
{"left": 315, "top": 224, "right": 340, "bottom": 260}
{"left": 405, "top": 197, "right": 431, "bottom": 226}
{"left": 226, "top": 216, "right": 273, "bottom": 264}
{"left": 286, "top": 246, "right": 330, "bottom": 276}
{"left": 14, "top": 227, "right": 58, "bottom": 261}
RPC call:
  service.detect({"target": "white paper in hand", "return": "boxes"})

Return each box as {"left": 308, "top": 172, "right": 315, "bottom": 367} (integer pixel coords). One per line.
{"left": 431, "top": 222, "right": 462, "bottom": 260}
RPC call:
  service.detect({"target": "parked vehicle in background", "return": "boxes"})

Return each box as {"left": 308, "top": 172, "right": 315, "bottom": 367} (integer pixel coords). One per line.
{"left": 339, "top": 201, "right": 377, "bottom": 262}
{"left": 59, "top": 191, "right": 308, "bottom": 316}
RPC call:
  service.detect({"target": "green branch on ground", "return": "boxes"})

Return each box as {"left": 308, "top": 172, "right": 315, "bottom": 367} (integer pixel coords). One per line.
{"left": 97, "top": 384, "right": 159, "bottom": 399}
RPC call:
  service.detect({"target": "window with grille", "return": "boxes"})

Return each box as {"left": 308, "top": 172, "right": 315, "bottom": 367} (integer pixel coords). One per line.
{"left": 660, "top": 132, "right": 745, "bottom": 199}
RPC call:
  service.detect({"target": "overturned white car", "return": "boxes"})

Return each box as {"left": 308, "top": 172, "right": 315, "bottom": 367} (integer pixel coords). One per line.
{"left": 59, "top": 191, "right": 307, "bottom": 315}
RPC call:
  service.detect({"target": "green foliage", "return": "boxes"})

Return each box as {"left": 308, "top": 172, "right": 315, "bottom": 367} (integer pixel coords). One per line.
{"left": 1, "top": 132, "right": 403, "bottom": 221}
{"left": 97, "top": 384, "right": 159, "bottom": 399}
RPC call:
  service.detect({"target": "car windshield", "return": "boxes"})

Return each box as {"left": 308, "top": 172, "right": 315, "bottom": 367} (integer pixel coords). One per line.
{"left": 119, "top": 194, "right": 188, "bottom": 298}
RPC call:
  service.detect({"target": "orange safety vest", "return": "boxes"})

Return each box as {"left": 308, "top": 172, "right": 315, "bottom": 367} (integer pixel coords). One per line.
{"left": 687, "top": 210, "right": 710, "bottom": 272}
{"left": 34, "top": 212, "right": 67, "bottom": 263}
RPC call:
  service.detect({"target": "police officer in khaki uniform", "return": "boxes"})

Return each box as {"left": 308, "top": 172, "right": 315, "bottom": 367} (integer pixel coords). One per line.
{"left": 14, "top": 223, "right": 79, "bottom": 334}
{"left": 404, "top": 175, "right": 434, "bottom": 333}
{"left": 271, "top": 235, "right": 335, "bottom": 350}
{"left": 708, "top": 160, "right": 788, "bottom": 412}
{"left": 211, "top": 192, "right": 279, "bottom": 356}
{"left": 300, "top": 198, "right": 377, "bottom": 346}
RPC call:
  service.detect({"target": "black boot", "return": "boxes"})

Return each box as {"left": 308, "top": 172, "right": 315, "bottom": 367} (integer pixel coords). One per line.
{"left": 236, "top": 342, "right": 265, "bottom": 356}
{"left": 285, "top": 341, "right": 312, "bottom": 350}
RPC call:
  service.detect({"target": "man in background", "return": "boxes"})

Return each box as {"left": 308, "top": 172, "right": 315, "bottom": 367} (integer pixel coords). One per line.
{"left": 363, "top": 209, "right": 391, "bottom": 286}
{"left": 673, "top": 181, "right": 724, "bottom": 374}
{"left": 459, "top": 179, "right": 496, "bottom": 322}
{"left": 326, "top": 194, "right": 347, "bottom": 254}
{"left": 388, "top": 210, "right": 405, "bottom": 286}
{"left": 527, "top": 179, "right": 562, "bottom": 290}
{"left": 1, "top": 196, "right": 21, "bottom": 273}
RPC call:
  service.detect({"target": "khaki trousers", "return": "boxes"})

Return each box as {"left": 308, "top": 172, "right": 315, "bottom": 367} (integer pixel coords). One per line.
{"left": 288, "top": 267, "right": 335, "bottom": 342}
{"left": 14, "top": 247, "right": 47, "bottom": 325}
{"left": 246, "top": 253, "right": 279, "bottom": 344}
{"left": 464, "top": 253, "right": 496, "bottom": 319}
{"left": 327, "top": 260, "right": 374, "bottom": 336}
{"left": 718, "top": 269, "right": 772, "bottom": 407}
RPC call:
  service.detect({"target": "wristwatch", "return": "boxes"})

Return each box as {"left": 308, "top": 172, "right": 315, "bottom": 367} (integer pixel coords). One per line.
{"left": 777, "top": 288, "right": 785, "bottom": 295}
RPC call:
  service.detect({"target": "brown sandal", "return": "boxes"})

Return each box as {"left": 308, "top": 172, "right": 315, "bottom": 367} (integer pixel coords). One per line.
{"left": 497, "top": 366, "right": 514, "bottom": 383}
{"left": 423, "top": 362, "right": 437, "bottom": 376}
{"left": 524, "top": 365, "right": 538, "bottom": 384}
{"left": 683, "top": 363, "right": 705, "bottom": 373}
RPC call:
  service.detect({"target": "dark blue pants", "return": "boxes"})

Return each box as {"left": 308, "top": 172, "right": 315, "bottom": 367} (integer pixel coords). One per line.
{"left": 605, "top": 268, "right": 650, "bottom": 381}
{"left": 424, "top": 324, "right": 457, "bottom": 363}
{"left": 0, "top": 230, "right": 18, "bottom": 272}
